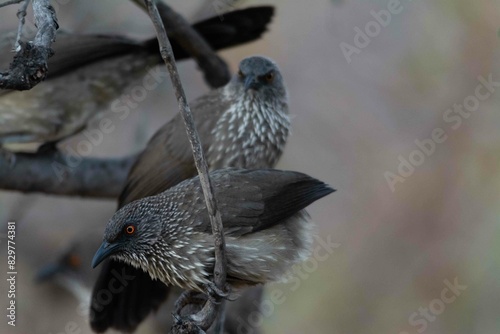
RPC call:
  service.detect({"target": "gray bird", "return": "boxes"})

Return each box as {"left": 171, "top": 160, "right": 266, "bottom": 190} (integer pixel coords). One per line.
{"left": 118, "top": 55, "right": 290, "bottom": 206}
{"left": 35, "top": 233, "right": 260, "bottom": 333}
{"left": 0, "top": 6, "right": 274, "bottom": 149}
{"left": 90, "top": 55, "right": 291, "bottom": 333}
{"left": 92, "top": 168, "right": 334, "bottom": 300}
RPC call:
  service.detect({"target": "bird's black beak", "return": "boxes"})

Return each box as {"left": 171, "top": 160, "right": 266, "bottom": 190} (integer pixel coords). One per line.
{"left": 92, "top": 242, "right": 120, "bottom": 268}
{"left": 244, "top": 75, "right": 260, "bottom": 91}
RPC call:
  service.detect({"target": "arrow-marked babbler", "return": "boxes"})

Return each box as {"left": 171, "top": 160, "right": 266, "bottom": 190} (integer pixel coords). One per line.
{"left": 35, "top": 232, "right": 264, "bottom": 333}
{"left": 0, "top": 6, "right": 274, "bottom": 147}
{"left": 90, "top": 55, "right": 291, "bottom": 332}
{"left": 92, "top": 168, "right": 334, "bottom": 310}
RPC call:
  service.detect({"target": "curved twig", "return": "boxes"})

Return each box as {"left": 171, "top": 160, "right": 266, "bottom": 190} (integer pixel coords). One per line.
{"left": 143, "top": 1, "right": 228, "bottom": 333}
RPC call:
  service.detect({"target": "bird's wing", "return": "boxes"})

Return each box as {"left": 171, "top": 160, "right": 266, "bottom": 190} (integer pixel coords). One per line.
{"left": 89, "top": 259, "right": 169, "bottom": 333}
{"left": 118, "top": 88, "right": 230, "bottom": 207}
{"left": 182, "top": 169, "right": 335, "bottom": 236}
{"left": 45, "top": 33, "right": 146, "bottom": 80}
{"left": 117, "top": 116, "right": 196, "bottom": 207}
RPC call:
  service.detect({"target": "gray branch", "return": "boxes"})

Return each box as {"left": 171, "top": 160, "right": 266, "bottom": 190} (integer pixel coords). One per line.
{"left": 0, "top": 151, "right": 135, "bottom": 197}
{"left": 0, "top": 0, "right": 58, "bottom": 90}
{"left": 143, "top": 1, "right": 228, "bottom": 333}
{"left": 134, "top": 0, "right": 230, "bottom": 88}
{"left": 0, "top": 0, "right": 24, "bottom": 9}
{"left": 14, "top": 0, "right": 31, "bottom": 51}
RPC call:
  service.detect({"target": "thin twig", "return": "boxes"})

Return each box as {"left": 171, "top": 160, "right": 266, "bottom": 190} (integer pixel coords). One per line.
{"left": 0, "top": 0, "right": 23, "bottom": 9}
{"left": 143, "top": 0, "right": 228, "bottom": 333}
{"left": 14, "top": 0, "right": 31, "bottom": 52}
{"left": 0, "top": 151, "right": 136, "bottom": 197}
{"left": 213, "top": 301, "right": 227, "bottom": 334}
{"left": 0, "top": 0, "right": 58, "bottom": 90}
{"left": 133, "top": 0, "right": 230, "bottom": 88}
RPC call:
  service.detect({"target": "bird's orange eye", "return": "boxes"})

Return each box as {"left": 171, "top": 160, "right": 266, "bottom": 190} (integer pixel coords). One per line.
{"left": 265, "top": 72, "right": 274, "bottom": 82}
{"left": 125, "top": 225, "right": 135, "bottom": 235}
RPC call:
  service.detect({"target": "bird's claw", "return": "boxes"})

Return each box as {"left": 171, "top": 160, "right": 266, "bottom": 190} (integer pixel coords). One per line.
{"left": 205, "top": 282, "right": 235, "bottom": 302}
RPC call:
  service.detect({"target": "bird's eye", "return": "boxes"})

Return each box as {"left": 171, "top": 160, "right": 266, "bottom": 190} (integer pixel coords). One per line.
{"left": 125, "top": 225, "right": 135, "bottom": 235}
{"left": 265, "top": 72, "right": 274, "bottom": 82}
{"left": 238, "top": 70, "right": 245, "bottom": 78}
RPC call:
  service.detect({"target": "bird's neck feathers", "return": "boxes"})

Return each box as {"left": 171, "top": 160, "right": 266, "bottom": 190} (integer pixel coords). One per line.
{"left": 207, "top": 86, "right": 290, "bottom": 169}
{"left": 222, "top": 83, "right": 289, "bottom": 118}
{"left": 117, "top": 234, "right": 214, "bottom": 292}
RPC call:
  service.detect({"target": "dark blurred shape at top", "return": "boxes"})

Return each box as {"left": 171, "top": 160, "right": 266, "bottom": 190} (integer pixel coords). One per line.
{"left": 0, "top": 6, "right": 274, "bottom": 148}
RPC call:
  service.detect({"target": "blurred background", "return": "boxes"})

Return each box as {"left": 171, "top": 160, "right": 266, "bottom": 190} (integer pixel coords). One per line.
{"left": 1, "top": 0, "right": 500, "bottom": 333}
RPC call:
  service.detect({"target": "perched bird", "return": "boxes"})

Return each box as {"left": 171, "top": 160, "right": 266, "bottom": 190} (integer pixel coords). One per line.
{"left": 119, "top": 55, "right": 290, "bottom": 206}
{"left": 92, "top": 168, "right": 334, "bottom": 295}
{"left": 90, "top": 55, "right": 291, "bottom": 333}
{"left": 35, "top": 232, "right": 262, "bottom": 333}
{"left": 0, "top": 6, "right": 274, "bottom": 147}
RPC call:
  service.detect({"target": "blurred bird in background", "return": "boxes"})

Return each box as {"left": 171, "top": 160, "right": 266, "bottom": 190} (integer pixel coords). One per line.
{"left": 35, "top": 233, "right": 103, "bottom": 314}
{"left": 90, "top": 55, "right": 291, "bottom": 333}
{"left": 0, "top": 6, "right": 274, "bottom": 150}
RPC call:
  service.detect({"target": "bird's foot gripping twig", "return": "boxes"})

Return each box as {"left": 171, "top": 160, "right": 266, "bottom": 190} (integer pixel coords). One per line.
{"left": 172, "top": 291, "right": 209, "bottom": 334}
{"left": 171, "top": 284, "right": 234, "bottom": 333}
{"left": 205, "top": 281, "right": 235, "bottom": 303}
{"left": 173, "top": 284, "right": 234, "bottom": 316}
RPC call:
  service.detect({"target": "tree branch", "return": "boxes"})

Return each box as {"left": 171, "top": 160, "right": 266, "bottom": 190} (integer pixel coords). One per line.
{"left": 133, "top": 0, "right": 230, "bottom": 88}
{"left": 143, "top": 1, "right": 228, "bottom": 333}
{"left": 0, "top": 0, "right": 23, "bottom": 9}
{"left": 0, "top": 151, "right": 136, "bottom": 197}
{"left": 14, "top": 0, "right": 30, "bottom": 52}
{"left": 0, "top": 0, "right": 58, "bottom": 90}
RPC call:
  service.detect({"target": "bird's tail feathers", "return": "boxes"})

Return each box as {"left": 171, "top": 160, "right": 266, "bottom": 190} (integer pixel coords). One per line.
{"left": 142, "top": 6, "right": 274, "bottom": 61}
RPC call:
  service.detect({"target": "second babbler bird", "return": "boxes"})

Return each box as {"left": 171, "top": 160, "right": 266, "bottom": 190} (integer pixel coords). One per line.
{"left": 35, "top": 231, "right": 264, "bottom": 333}
{"left": 92, "top": 168, "right": 334, "bottom": 308}
{"left": 90, "top": 55, "right": 291, "bottom": 333}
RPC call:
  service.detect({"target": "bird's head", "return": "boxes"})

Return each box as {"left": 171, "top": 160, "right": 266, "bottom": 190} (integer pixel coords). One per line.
{"left": 91, "top": 199, "right": 164, "bottom": 270}
{"left": 231, "top": 56, "right": 287, "bottom": 101}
